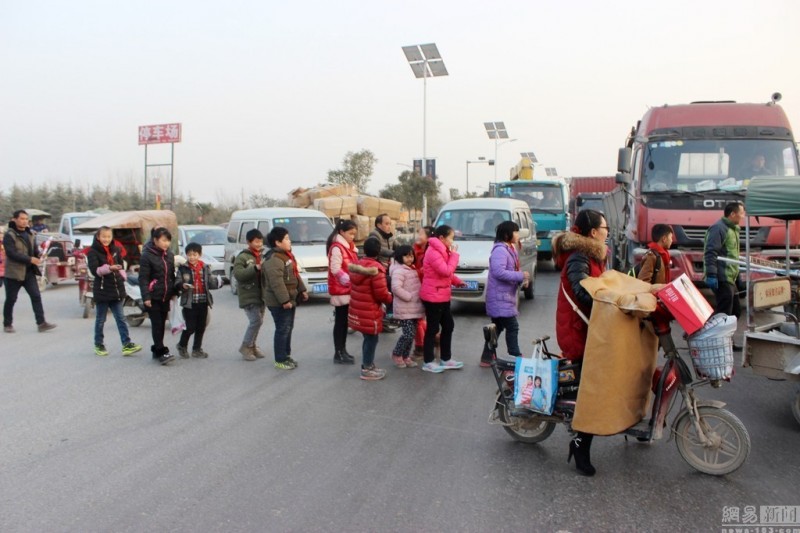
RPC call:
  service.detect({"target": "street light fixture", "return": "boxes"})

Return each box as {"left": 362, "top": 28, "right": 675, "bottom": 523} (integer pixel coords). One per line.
{"left": 484, "top": 122, "right": 518, "bottom": 182}
{"left": 403, "top": 43, "right": 448, "bottom": 225}
{"left": 545, "top": 167, "right": 558, "bottom": 177}
{"left": 520, "top": 151, "right": 538, "bottom": 163}
{"left": 465, "top": 156, "right": 488, "bottom": 195}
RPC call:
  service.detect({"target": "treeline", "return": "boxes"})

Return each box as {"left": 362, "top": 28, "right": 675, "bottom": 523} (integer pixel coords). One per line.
{"left": 0, "top": 183, "right": 288, "bottom": 227}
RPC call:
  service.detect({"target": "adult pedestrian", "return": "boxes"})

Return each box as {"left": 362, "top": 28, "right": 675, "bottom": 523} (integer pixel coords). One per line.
{"left": 704, "top": 202, "right": 744, "bottom": 322}
{"left": 552, "top": 209, "right": 608, "bottom": 476}
{"left": 327, "top": 219, "right": 359, "bottom": 364}
{"left": 3, "top": 209, "right": 56, "bottom": 333}
{"left": 369, "top": 214, "right": 396, "bottom": 268}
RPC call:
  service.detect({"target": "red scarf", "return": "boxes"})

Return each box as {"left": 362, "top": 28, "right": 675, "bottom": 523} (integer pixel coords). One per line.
{"left": 647, "top": 242, "right": 671, "bottom": 283}
{"left": 102, "top": 244, "right": 115, "bottom": 266}
{"left": 189, "top": 260, "right": 205, "bottom": 294}
{"left": 249, "top": 246, "right": 262, "bottom": 266}
{"left": 284, "top": 249, "right": 300, "bottom": 280}
{"left": 505, "top": 242, "right": 520, "bottom": 271}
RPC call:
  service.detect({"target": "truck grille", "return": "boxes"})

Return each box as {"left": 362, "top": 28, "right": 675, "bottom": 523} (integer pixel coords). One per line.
{"left": 304, "top": 266, "right": 329, "bottom": 273}
{"left": 681, "top": 226, "right": 759, "bottom": 243}
{"left": 455, "top": 268, "right": 485, "bottom": 275}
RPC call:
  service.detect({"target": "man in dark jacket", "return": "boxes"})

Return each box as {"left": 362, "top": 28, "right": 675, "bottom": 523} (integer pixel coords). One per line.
{"left": 3, "top": 210, "right": 56, "bottom": 333}
{"left": 704, "top": 202, "right": 744, "bottom": 318}
{"left": 369, "top": 214, "right": 396, "bottom": 269}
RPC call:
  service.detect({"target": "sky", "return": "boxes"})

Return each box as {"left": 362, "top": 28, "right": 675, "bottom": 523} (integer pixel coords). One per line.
{"left": 1, "top": 0, "right": 798, "bottom": 205}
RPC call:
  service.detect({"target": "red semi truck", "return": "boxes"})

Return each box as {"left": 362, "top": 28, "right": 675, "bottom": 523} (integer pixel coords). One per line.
{"left": 605, "top": 95, "right": 800, "bottom": 283}
{"left": 568, "top": 176, "right": 616, "bottom": 220}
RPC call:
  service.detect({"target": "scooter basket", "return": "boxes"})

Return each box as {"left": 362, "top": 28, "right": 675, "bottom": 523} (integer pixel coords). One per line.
{"left": 687, "top": 334, "right": 733, "bottom": 380}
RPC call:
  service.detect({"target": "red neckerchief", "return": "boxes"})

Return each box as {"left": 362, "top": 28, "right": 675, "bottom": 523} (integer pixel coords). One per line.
{"left": 647, "top": 242, "right": 671, "bottom": 283}
{"left": 189, "top": 260, "right": 205, "bottom": 294}
{"left": 284, "top": 249, "right": 300, "bottom": 280}
{"left": 249, "top": 247, "right": 262, "bottom": 266}
{"left": 102, "top": 244, "right": 115, "bottom": 266}
{"left": 505, "top": 242, "right": 520, "bottom": 271}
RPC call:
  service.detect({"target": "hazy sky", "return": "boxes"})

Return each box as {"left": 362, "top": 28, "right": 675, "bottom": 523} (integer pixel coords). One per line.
{"left": 2, "top": 0, "right": 798, "bottom": 204}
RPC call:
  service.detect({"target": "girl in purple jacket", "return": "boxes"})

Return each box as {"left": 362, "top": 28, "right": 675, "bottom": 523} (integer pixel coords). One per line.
{"left": 480, "top": 221, "right": 530, "bottom": 366}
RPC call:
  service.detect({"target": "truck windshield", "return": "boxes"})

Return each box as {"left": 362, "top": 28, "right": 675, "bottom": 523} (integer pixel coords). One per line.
{"left": 497, "top": 184, "right": 564, "bottom": 211}
{"left": 643, "top": 139, "right": 798, "bottom": 193}
{"left": 271, "top": 217, "right": 333, "bottom": 244}
{"left": 437, "top": 209, "right": 511, "bottom": 239}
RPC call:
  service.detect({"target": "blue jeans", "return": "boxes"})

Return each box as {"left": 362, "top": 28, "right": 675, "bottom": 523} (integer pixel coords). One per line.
{"left": 268, "top": 306, "right": 295, "bottom": 362}
{"left": 95, "top": 300, "right": 130, "bottom": 346}
{"left": 362, "top": 333, "right": 379, "bottom": 368}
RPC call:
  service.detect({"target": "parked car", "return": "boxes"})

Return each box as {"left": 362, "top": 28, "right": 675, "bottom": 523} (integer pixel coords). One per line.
{"left": 224, "top": 208, "right": 334, "bottom": 297}
{"left": 433, "top": 198, "right": 537, "bottom": 303}
{"left": 178, "top": 225, "right": 228, "bottom": 282}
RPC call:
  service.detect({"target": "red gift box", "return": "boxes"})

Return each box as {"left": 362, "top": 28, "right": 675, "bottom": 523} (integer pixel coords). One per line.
{"left": 656, "top": 273, "right": 714, "bottom": 335}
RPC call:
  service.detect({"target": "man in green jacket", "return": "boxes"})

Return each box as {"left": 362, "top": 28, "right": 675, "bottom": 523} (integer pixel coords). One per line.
{"left": 704, "top": 201, "right": 745, "bottom": 320}
{"left": 233, "top": 229, "right": 266, "bottom": 361}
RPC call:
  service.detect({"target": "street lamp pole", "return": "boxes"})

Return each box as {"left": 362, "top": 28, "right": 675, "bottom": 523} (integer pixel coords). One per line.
{"left": 403, "top": 43, "right": 448, "bottom": 226}
{"left": 465, "top": 156, "right": 487, "bottom": 195}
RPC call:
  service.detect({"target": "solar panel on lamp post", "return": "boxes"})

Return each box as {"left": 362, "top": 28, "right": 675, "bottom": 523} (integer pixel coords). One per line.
{"left": 402, "top": 43, "right": 448, "bottom": 226}
{"left": 484, "top": 122, "right": 516, "bottom": 183}
{"left": 520, "top": 151, "right": 538, "bottom": 164}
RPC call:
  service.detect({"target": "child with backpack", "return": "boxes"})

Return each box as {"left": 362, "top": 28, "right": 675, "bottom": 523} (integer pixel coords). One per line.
{"left": 263, "top": 227, "right": 308, "bottom": 370}
{"left": 347, "top": 237, "right": 393, "bottom": 380}
{"left": 389, "top": 245, "right": 422, "bottom": 368}
{"left": 636, "top": 224, "right": 673, "bottom": 284}
{"left": 174, "top": 242, "right": 220, "bottom": 359}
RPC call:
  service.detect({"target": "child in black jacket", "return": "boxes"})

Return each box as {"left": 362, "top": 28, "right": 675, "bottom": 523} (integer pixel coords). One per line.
{"left": 173, "top": 242, "right": 220, "bottom": 358}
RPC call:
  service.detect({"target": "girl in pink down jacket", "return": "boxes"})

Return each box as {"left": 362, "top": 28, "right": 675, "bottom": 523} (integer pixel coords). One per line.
{"left": 419, "top": 225, "right": 465, "bottom": 372}
{"left": 389, "top": 245, "right": 424, "bottom": 368}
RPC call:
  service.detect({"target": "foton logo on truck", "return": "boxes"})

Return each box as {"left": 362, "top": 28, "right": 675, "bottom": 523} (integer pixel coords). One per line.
{"left": 605, "top": 93, "right": 800, "bottom": 284}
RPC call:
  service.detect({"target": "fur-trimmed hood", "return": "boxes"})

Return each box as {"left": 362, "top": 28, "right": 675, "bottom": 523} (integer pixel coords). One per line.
{"left": 348, "top": 263, "right": 380, "bottom": 276}
{"left": 552, "top": 231, "right": 607, "bottom": 263}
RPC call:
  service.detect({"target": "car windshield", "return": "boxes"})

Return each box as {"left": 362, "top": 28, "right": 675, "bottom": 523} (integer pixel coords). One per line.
{"left": 437, "top": 209, "right": 511, "bottom": 239}
{"left": 272, "top": 217, "right": 333, "bottom": 243}
{"left": 642, "top": 139, "right": 798, "bottom": 193}
{"left": 185, "top": 228, "right": 227, "bottom": 245}
{"left": 497, "top": 183, "right": 564, "bottom": 211}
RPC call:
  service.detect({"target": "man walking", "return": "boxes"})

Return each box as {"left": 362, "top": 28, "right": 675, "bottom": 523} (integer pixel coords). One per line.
{"left": 3, "top": 210, "right": 56, "bottom": 333}
{"left": 704, "top": 201, "right": 744, "bottom": 346}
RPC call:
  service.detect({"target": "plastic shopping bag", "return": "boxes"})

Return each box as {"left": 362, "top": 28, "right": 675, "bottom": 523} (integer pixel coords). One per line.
{"left": 169, "top": 296, "right": 186, "bottom": 335}
{"left": 513, "top": 344, "right": 559, "bottom": 414}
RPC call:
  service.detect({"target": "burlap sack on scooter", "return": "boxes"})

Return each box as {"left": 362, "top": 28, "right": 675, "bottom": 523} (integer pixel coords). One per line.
{"left": 572, "top": 270, "right": 659, "bottom": 436}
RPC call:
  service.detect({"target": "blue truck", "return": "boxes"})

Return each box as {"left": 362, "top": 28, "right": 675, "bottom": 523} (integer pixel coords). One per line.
{"left": 493, "top": 158, "right": 569, "bottom": 262}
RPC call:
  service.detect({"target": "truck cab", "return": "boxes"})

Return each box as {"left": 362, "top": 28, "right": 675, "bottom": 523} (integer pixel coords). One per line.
{"left": 607, "top": 98, "right": 800, "bottom": 283}
{"left": 495, "top": 158, "right": 569, "bottom": 262}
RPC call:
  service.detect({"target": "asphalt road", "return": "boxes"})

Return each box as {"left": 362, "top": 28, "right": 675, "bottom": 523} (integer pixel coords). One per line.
{"left": 1, "top": 265, "right": 798, "bottom": 533}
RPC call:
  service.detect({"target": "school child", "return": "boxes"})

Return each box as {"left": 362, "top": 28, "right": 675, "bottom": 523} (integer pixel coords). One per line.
{"left": 263, "top": 227, "right": 309, "bottom": 370}
{"left": 637, "top": 224, "right": 674, "bottom": 284}
{"left": 174, "top": 242, "right": 220, "bottom": 359}
{"left": 389, "top": 245, "right": 423, "bottom": 368}
{"left": 347, "top": 237, "right": 393, "bottom": 380}
{"left": 480, "top": 221, "right": 529, "bottom": 366}
{"left": 139, "top": 227, "right": 176, "bottom": 365}
{"left": 233, "top": 229, "right": 266, "bottom": 361}
{"left": 412, "top": 226, "right": 433, "bottom": 358}
{"left": 86, "top": 226, "right": 142, "bottom": 357}
{"left": 326, "top": 219, "right": 359, "bottom": 364}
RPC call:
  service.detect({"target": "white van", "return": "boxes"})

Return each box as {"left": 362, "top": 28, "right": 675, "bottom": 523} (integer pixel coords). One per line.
{"left": 433, "top": 198, "right": 537, "bottom": 303}
{"left": 58, "top": 211, "right": 105, "bottom": 246}
{"left": 178, "top": 225, "right": 228, "bottom": 282}
{"left": 225, "top": 208, "right": 334, "bottom": 297}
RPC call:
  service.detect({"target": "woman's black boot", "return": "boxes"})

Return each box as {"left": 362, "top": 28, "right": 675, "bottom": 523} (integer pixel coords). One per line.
{"left": 567, "top": 433, "right": 596, "bottom": 476}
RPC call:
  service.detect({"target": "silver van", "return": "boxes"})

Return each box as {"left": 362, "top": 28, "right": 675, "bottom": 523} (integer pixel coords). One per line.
{"left": 178, "top": 225, "right": 228, "bottom": 282}
{"left": 225, "top": 208, "right": 334, "bottom": 297}
{"left": 433, "top": 198, "right": 537, "bottom": 303}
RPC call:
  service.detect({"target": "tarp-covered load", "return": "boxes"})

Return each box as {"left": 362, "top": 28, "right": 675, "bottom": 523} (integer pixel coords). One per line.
{"left": 744, "top": 176, "right": 800, "bottom": 220}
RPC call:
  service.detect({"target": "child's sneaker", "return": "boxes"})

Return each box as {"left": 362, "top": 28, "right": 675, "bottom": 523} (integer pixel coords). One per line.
{"left": 422, "top": 361, "right": 444, "bottom": 373}
{"left": 94, "top": 344, "right": 109, "bottom": 356}
{"left": 274, "top": 360, "right": 295, "bottom": 370}
{"left": 176, "top": 344, "right": 190, "bottom": 358}
{"left": 121, "top": 342, "right": 142, "bottom": 356}
{"left": 360, "top": 365, "right": 386, "bottom": 381}
{"left": 403, "top": 357, "right": 418, "bottom": 368}
{"left": 286, "top": 356, "right": 299, "bottom": 367}
{"left": 391, "top": 355, "right": 406, "bottom": 368}
{"left": 440, "top": 359, "right": 464, "bottom": 370}
{"left": 191, "top": 348, "right": 209, "bottom": 359}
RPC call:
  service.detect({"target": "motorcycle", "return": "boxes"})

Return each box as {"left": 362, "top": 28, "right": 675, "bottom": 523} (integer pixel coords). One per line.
{"left": 80, "top": 269, "right": 148, "bottom": 327}
{"left": 486, "top": 321, "right": 751, "bottom": 476}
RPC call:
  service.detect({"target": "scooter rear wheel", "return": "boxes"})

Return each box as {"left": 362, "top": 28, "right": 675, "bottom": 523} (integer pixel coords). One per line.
{"left": 495, "top": 393, "right": 556, "bottom": 444}
{"left": 673, "top": 406, "right": 750, "bottom": 475}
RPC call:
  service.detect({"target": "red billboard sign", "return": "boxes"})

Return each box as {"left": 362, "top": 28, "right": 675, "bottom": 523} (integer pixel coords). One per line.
{"left": 138, "top": 123, "right": 182, "bottom": 145}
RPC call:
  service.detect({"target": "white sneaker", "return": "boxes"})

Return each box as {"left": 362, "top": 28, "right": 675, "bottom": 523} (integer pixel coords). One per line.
{"left": 422, "top": 362, "right": 444, "bottom": 373}
{"left": 440, "top": 359, "right": 464, "bottom": 370}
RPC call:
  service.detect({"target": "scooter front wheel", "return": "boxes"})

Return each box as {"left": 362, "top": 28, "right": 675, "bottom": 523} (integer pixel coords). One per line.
{"left": 495, "top": 393, "right": 556, "bottom": 444}
{"left": 673, "top": 406, "right": 750, "bottom": 475}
